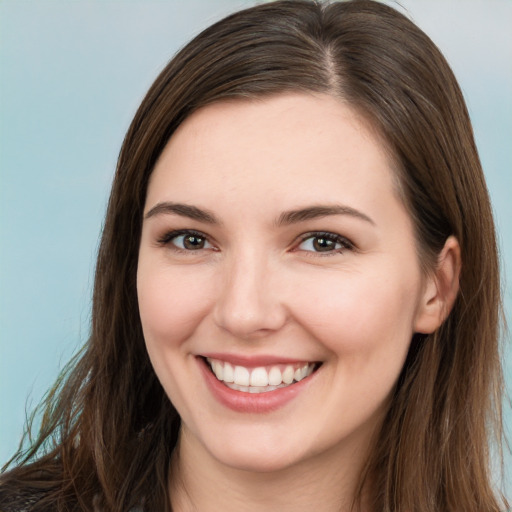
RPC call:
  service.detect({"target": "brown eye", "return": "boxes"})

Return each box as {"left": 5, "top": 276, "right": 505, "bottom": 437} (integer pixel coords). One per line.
{"left": 297, "top": 232, "right": 353, "bottom": 254}
{"left": 161, "top": 231, "right": 213, "bottom": 251}
{"left": 312, "top": 237, "right": 336, "bottom": 252}
{"left": 182, "top": 234, "right": 206, "bottom": 250}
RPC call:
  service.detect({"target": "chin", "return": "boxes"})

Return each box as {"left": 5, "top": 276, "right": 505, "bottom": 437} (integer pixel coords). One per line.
{"left": 192, "top": 420, "right": 328, "bottom": 475}
{"left": 211, "top": 442, "right": 305, "bottom": 474}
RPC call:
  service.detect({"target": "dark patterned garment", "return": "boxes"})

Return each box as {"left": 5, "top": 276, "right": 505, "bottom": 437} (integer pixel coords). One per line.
{"left": 0, "top": 488, "right": 143, "bottom": 512}
{"left": 0, "top": 487, "right": 47, "bottom": 512}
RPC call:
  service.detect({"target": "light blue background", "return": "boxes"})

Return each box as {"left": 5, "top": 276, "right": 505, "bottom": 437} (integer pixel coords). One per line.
{"left": 1, "top": 0, "right": 510, "bottom": 496}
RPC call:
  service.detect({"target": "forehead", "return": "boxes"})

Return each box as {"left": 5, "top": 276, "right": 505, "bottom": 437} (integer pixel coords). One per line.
{"left": 146, "top": 93, "right": 403, "bottom": 224}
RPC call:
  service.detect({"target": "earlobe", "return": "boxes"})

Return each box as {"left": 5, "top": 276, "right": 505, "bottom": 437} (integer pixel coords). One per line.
{"left": 414, "top": 236, "right": 461, "bottom": 334}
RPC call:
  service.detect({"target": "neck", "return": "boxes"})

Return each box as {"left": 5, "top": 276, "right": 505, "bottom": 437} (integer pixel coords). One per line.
{"left": 169, "top": 426, "right": 373, "bottom": 512}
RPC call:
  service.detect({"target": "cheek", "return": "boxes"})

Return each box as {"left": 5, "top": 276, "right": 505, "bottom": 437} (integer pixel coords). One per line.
{"left": 291, "top": 264, "right": 422, "bottom": 359}
{"left": 136, "top": 262, "right": 218, "bottom": 413}
{"left": 137, "top": 263, "right": 216, "bottom": 349}
{"left": 287, "top": 266, "right": 423, "bottom": 437}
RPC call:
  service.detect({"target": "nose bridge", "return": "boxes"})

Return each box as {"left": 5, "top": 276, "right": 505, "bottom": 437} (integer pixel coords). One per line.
{"left": 213, "top": 244, "right": 286, "bottom": 338}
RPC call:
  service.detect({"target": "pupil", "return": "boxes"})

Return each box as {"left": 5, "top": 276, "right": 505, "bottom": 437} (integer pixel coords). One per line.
{"left": 184, "top": 235, "right": 204, "bottom": 250}
{"left": 313, "top": 237, "right": 334, "bottom": 252}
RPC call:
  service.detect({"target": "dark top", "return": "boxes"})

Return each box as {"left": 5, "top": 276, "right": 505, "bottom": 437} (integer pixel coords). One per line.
{"left": 0, "top": 487, "right": 47, "bottom": 512}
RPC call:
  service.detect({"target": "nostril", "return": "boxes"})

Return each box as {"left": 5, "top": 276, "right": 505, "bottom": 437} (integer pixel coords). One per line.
{"left": 212, "top": 265, "right": 289, "bottom": 338}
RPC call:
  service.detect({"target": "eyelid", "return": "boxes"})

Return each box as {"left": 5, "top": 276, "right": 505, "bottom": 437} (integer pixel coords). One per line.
{"left": 156, "top": 228, "right": 354, "bottom": 255}
{"left": 293, "top": 231, "right": 355, "bottom": 254}
{"left": 157, "top": 228, "right": 216, "bottom": 250}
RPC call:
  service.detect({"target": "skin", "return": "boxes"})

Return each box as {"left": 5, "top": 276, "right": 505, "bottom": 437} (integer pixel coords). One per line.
{"left": 137, "top": 93, "right": 460, "bottom": 511}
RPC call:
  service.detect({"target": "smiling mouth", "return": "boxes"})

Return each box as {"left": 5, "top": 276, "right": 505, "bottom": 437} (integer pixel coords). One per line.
{"left": 205, "top": 357, "right": 320, "bottom": 394}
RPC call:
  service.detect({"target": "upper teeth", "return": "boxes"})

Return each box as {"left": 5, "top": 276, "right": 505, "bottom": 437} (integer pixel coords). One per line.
{"left": 206, "top": 358, "right": 315, "bottom": 392}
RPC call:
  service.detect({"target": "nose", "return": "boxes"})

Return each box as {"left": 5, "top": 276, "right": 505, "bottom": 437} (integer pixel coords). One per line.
{"left": 213, "top": 249, "right": 288, "bottom": 339}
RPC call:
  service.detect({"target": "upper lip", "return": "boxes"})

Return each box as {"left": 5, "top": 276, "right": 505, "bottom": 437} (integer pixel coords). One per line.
{"left": 199, "top": 352, "right": 318, "bottom": 367}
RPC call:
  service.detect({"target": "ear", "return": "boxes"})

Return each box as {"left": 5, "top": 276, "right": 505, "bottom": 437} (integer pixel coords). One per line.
{"left": 414, "top": 236, "right": 461, "bottom": 334}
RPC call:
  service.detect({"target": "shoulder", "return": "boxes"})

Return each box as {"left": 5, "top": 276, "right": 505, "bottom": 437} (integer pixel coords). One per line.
{"left": 0, "top": 487, "right": 145, "bottom": 512}
{"left": 0, "top": 486, "right": 48, "bottom": 512}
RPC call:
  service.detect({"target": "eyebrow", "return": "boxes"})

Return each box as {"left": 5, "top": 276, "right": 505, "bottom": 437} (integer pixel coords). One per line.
{"left": 275, "top": 204, "right": 375, "bottom": 226}
{"left": 144, "top": 202, "right": 219, "bottom": 224}
{"left": 144, "top": 201, "right": 374, "bottom": 227}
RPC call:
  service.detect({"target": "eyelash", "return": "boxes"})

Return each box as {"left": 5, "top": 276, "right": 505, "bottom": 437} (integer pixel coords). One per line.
{"left": 157, "top": 229, "right": 213, "bottom": 252}
{"left": 157, "top": 229, "right": 355, "bottom": 256}
{"left": 295, "top": 231, "right": 355, "bottom": 256}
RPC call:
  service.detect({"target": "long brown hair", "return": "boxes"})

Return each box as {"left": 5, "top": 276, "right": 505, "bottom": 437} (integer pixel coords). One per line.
{"left": 1, "top": 1, "right": 507, "bottom": 511}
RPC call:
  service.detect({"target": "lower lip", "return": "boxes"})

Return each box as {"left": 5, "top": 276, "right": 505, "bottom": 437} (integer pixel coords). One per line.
{"left": 198, "top": 358, "right": 316, "bottom": 413}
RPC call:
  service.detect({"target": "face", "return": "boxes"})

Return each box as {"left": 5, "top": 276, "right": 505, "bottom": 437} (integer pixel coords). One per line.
{"left": 137, "top": 93, "right": 435, "bottom": 473}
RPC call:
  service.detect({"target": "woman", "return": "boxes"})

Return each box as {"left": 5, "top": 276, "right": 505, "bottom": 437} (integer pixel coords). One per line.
{"left": 0, "top": 0, "right": 508, "bottom": 511}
